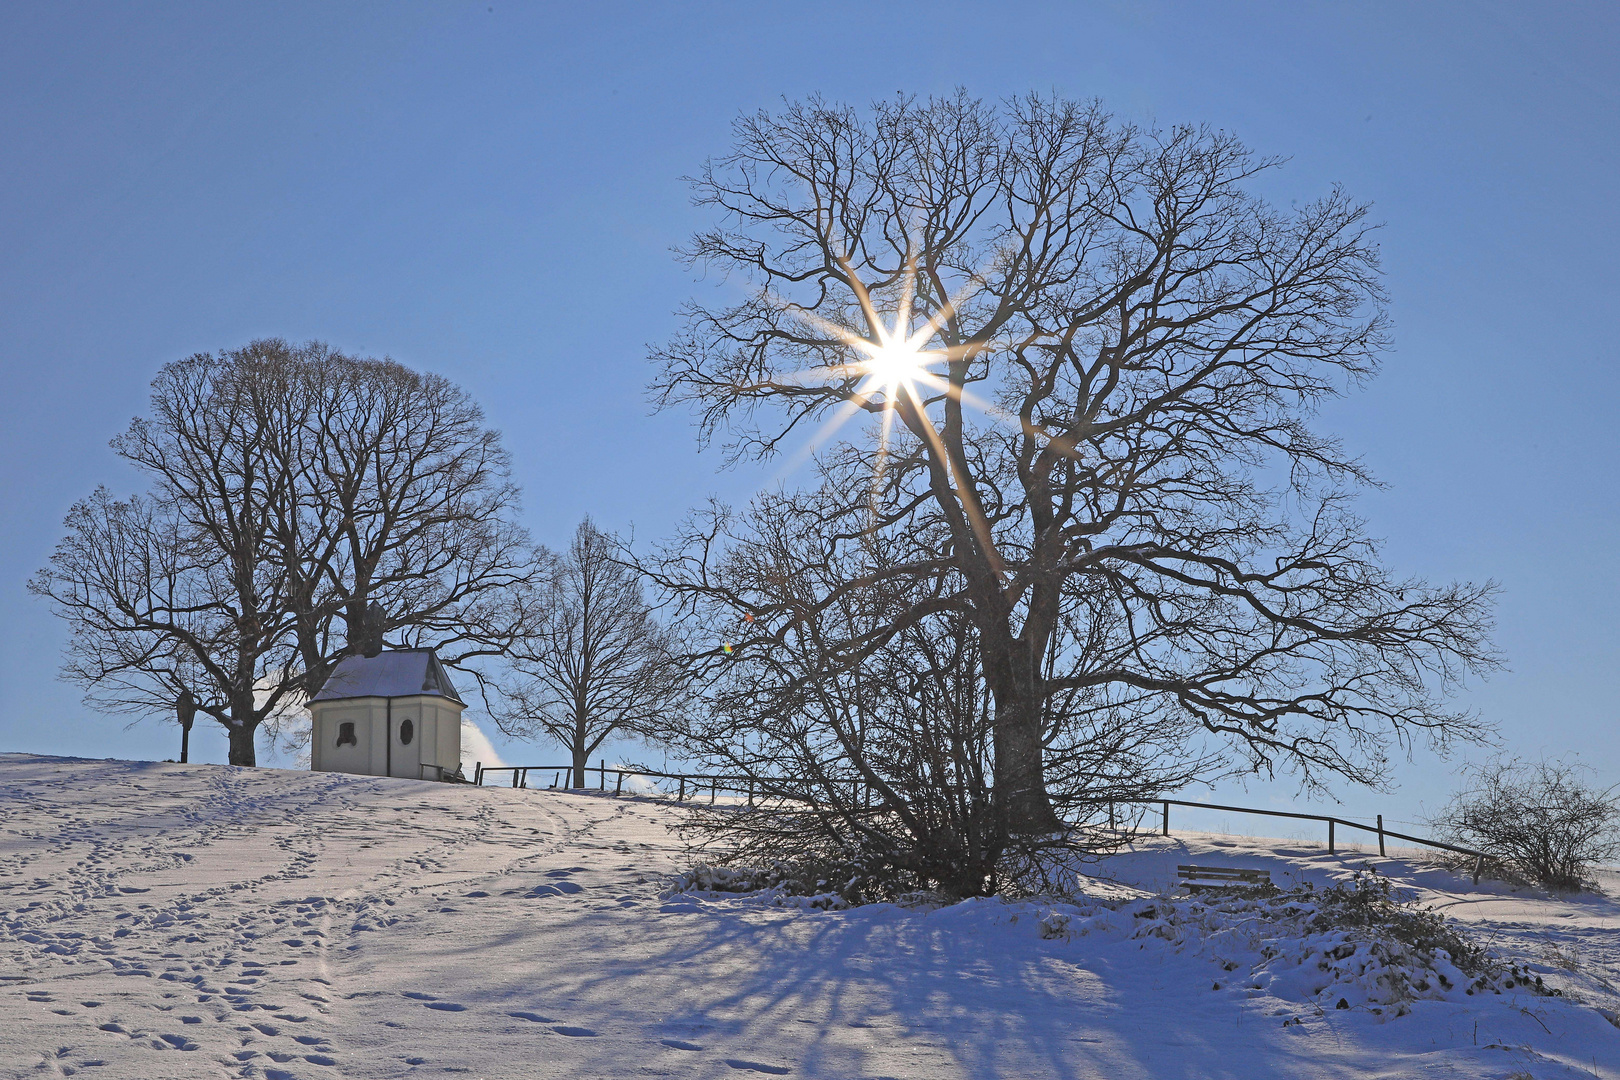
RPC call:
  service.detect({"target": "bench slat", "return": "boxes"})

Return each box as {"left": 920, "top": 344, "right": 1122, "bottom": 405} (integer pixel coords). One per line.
{"left": 1175, "top": 864, "right": 1271, "bottom": 889}
{"left": 1177, "top": 870, "right": 1267, "bottom": 878}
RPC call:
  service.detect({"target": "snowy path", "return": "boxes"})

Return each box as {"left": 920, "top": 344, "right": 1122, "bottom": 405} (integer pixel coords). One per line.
{"left": 2, "top": 754, "right": 1616, "bottom": 1079}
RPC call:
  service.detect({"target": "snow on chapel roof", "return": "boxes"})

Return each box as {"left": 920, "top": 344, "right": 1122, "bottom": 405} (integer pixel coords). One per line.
{"left": 311, "top": 648, "right": 465, "bottom": 705}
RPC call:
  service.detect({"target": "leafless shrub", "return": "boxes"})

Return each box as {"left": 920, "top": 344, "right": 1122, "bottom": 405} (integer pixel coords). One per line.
{"left": 1432, "top": 758, "right": 1620, "bottom": 892}
{"left": 650, "top": 500, "right": 1212, "bottom": 898}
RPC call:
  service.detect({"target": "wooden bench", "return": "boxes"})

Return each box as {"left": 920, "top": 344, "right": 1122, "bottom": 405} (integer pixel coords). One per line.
{"left": 1177, "top": 865, "right": 1272, "bottom": 892}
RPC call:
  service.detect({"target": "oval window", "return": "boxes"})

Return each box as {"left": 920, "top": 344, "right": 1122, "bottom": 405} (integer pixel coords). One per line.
{"left": 398, "top": 718, "right": 415, "bottom": 746}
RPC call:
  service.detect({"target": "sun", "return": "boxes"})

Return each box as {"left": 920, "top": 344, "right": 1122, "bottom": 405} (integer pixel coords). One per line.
{"left": 854, "top": 330, "right": 933, "bottom": 394}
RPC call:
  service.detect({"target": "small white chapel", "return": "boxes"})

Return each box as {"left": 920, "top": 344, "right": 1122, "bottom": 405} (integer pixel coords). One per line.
{"left": 308, "top": 648, "right": 466, "bottom": 780}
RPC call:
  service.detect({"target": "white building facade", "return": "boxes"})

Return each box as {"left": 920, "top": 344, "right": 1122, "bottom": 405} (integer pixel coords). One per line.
{"left": 308, "top": 649, "right": 465, "bottom": 781}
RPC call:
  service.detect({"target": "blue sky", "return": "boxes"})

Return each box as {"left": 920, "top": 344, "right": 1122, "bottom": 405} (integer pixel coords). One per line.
{"left": 2, "top": 1, "right": 1615, "bottom": 831}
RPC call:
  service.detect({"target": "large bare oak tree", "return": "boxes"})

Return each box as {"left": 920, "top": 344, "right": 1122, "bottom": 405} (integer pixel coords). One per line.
{"left": 651, "top": 92, "right": 1497, "bottom": 837}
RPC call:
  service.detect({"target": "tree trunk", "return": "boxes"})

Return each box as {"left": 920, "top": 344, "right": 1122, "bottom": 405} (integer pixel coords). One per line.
{"left": 992, "top": 690, "right": 1061, "bottom": 835}
{"left": 226, "top": 721, "right": 257, "bottom": 767}
{"left": 299, "top": 638, "right": 331, "bottom": 701}
{"left": 977, "top": 614, "right": 1061, "bottom": 837}
{"left": 177, "top": 691, "right": 196, "bottom": 764}
{"left": 571, "top": 747, "right": 588, "bottom": 790}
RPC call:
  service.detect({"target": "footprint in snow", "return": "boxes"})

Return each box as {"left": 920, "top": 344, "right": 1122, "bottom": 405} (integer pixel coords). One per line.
{"left": 660, "top": 1039, "right": 703, "bottom": 1051}
{"left": 306, "top": 1054, "right": 338, "bottom": 1065}
{"left": 425, "top": 1002, "right": 467, "bottom": 1011}
{"left": 551, "top": 1026, "right": 598, "bottom": 1037}
{"left": 402, "top": 992, "right": 437, "bottom": 1000}
{"left": 509, "top": 1012, "right": 553, "bottom": 1023}
{"left": 725, "top": 1061, "right": 790, "bottom": 1075}
{"left": 528, "top": 882, "right": 584, "bottom": 897}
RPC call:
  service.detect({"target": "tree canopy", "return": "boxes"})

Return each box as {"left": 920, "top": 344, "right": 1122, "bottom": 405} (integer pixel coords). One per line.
{"left": 651, "top": 92, "right": 1498, "bottom": 842}
{"left": 33, "top": 340, "right": 538, "bottom": 765}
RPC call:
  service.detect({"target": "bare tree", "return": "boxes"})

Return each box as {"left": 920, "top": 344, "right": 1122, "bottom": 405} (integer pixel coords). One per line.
{"left": 257, "top": 342, "right": 538, "bottom": 700}
{"left": 1433, "top": 758, "right": 1620, "bottom": 891}
{"left": 492, "top": 519, "right": 679, "bottom": 789}
{"left": 651, "top": 92, "right": 1498, "bottom": 837}
{"left": 32, "top": 350, "right": 305, "bottom": 765}
{"left": 33, "top": 341, "right": 539, "bottom": 765}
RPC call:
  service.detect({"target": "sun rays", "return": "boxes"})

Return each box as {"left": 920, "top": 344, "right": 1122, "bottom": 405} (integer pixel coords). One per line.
{"left": 761, "top": 259, "right": 1011, "bottom": 579}
{"left": 768, "top": 259, "right": 1008, "bottom": 484}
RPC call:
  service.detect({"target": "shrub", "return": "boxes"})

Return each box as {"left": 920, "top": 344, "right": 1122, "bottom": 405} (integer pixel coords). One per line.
{"left": 1303, "top": 868, "right": 1487, "bottom": 975}
{"left": 1432, "top": 758, "right": 1619, "bottom": 891}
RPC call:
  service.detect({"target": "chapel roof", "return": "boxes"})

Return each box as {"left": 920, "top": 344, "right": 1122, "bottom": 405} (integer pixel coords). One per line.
{"left": 310, "top": 648, "right": 465, "bottom": 705}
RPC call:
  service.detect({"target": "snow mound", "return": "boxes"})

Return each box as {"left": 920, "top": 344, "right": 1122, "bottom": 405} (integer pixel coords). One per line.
{"left": 1052, "top": 872, "right": 1556, "bottom": 1016}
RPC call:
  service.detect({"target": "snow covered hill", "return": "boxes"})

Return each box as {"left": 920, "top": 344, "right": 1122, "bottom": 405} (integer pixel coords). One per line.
{"left": 2, "top": 753, "right": 1616, "bottom": 1079}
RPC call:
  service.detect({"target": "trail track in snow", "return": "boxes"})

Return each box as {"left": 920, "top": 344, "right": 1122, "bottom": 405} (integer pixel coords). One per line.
{"left": 2, "top": 753, "right": 1617, "bottom": 1080}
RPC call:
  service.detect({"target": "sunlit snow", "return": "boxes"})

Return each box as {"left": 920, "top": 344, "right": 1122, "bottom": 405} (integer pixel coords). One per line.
{"left": 2, "top": 754, "right": 1615, "bottom": 1079}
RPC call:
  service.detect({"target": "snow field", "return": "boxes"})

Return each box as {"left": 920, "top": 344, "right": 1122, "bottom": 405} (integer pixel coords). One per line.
{"left": 1, "top": 753, "right": 1617, "bottom": 1079}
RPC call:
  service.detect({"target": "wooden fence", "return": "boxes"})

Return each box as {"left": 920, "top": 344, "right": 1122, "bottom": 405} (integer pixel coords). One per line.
{"left": 470, "top": 761, "right": 1491, "bottom": 884}
{"left": 473, "top": 761, "right": 800, "bottom": 805}
{"left": 1104, "top": 797, "right": 1489, "bottom": 884}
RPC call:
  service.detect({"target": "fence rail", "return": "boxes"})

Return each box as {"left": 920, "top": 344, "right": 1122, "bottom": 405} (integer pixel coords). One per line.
{"left": 1105, "top": 797, "right": 1489, "bottom": 884}
{"left": 469, "top": 762, "right": 1490, "bottom": 884}
{"left": 472, "top": 761, "right": 806, "bottom": 804}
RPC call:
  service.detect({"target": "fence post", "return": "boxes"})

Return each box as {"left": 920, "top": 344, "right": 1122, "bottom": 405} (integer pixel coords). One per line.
{"left": 474, "top": 762, "right": 483, "bottom": 786}
{"left": 600, "top": 759, "right": 606, "bottom": 791}
{"left": 748, "top": 778, "right": 754, "bottom": 807}
{"left": 1377, "top": 814, "right": 1385, "bottom": 857}
{"left": 615, "top": 771, "right": 624, "bottom": 796}
{"left": 1328, "top": 819, "right": 1335, "bottom": 854}
{"left": 1162, "top": 801, "right": 1169, "bottom": 836}
{"left": 710, "top": 780, "right": 717, "bottom": 805}
{"left": 1472, "top": 853, "right": 1483, "bottom": 885}
{"left": 678, "top": 777, "right": 686, "bottom": 801}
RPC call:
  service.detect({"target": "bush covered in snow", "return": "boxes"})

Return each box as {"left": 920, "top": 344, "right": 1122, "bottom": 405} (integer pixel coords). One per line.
{"left": 1067, "top": 868, "right": 1559, "bottom": 1016}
